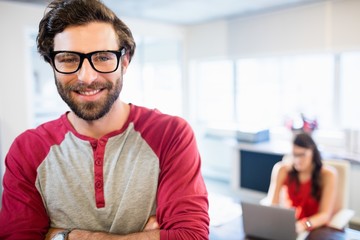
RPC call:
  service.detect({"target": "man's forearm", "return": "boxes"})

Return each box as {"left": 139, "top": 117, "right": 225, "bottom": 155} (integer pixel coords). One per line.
{"left": 46, "top": 228, "right": 160, "bottom": 240}
{"left": 69, "top": 229, "right": 160, "bottom": 240}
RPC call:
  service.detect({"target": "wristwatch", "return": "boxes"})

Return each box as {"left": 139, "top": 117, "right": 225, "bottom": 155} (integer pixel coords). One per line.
{"left": 304, "top": 218, "right": 313, "bottom": 231}
{"left": 51, "top": 229, "right": 72, "bottom": 240}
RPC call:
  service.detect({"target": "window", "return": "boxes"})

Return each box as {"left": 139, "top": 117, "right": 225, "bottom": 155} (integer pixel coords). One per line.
{"left": 192, "top": 60, "right": 235, "bottom": 125}
{"left": 280, "top": 55, "right": 335, "bottom": 130}
{"left": 195, "top": 54, "right": 336, "bottom": 181}
{"left": 236, "top": 57, "right": 281, "bottom": 129}
{"left": 340, "top": 52, "right": 360, "bottom": 129}
{"left": 236, "top": 54, "right": 335, "bottom": 130}
{"left": 118, "top": 38, "right": 183, "bottom": 117}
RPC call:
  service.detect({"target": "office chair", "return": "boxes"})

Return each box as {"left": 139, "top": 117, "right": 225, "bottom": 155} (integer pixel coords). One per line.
{"left": 260, "top": 156, "right": 354, "bottom": 230}
{"left": 324, "top": 159, "right": 354, "bottom": 230}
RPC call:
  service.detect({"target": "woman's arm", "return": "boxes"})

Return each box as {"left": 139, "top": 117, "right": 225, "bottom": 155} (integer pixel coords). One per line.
{"left": 296, "top": 166, "right": 338, "bottom": 233}
{"left": 267, "top": 162, "right": 289, "bottom": 205}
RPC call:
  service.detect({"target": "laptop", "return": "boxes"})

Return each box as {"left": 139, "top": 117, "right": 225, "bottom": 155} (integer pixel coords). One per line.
{"left": 241, "top": 201, "right": 309, "bottom": 240}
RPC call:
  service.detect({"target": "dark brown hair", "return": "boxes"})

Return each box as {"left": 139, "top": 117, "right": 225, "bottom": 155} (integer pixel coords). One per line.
{"left": 289, "top": 132, "right": 323, "bottom": 201}
{"left": 37, "top": 0, "right": 136, "bottom": 62}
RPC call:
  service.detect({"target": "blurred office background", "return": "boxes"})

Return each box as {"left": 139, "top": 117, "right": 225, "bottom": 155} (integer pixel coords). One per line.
{"left": 1, "top": 0, "right": 360, "bottom": 226}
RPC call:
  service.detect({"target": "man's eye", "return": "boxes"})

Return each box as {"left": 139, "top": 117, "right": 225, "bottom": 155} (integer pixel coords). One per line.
{"left": 93, "top": 52, "right": 116, "bottom": 62}
{"left": 98, "top": 56, "right": 110, "bottom": 61}
{"left": 56, "top": 54, "right": 79, "bottom": 64}
{"left": 59, "top": 57, "right": 78, "bottom": 63}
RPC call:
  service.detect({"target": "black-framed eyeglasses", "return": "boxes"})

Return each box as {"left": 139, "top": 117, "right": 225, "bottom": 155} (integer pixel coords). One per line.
{"left": 49, "top": 48, "right": 126, "bottom": 74}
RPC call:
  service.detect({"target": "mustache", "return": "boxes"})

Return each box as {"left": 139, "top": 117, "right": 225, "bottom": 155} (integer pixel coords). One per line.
{"left": 65, "top": 81, "right": 113, "bottom": 92}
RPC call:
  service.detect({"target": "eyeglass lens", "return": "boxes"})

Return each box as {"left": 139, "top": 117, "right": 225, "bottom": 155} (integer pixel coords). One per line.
{"left": 54, "top": 51, "right": 119, "bottom": 73}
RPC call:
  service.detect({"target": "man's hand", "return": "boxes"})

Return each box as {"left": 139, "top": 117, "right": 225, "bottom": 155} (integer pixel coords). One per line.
{"left": 144, "top": 215, "right": 160, "bottom": 231}
{"left": 46, "top": 228, "right": 65, "bottom": 240}
{"left": 46, "top": 215, "right": 160, "bottom": 240}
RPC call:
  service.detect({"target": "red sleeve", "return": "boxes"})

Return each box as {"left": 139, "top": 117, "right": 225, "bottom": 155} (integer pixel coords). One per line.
{"left": 136, "top": 109, "right": 209, "bottom": 240}
{"left": 0, "top": 132, "right": 50, "bottom": 239}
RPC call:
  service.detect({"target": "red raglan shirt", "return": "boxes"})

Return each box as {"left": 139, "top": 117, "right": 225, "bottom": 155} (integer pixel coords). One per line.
{"left": 0, "top": 104, "right": 209, "bottom": 239}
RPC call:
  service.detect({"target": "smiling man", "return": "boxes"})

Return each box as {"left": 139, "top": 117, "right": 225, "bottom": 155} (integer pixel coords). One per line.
{"left": 0, "top": 0, "right": 209, "bottom": 239}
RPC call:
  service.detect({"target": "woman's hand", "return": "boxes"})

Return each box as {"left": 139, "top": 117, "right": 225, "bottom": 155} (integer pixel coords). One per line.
{"left": 296, "top": 220, "right": 306, "bottom": 233}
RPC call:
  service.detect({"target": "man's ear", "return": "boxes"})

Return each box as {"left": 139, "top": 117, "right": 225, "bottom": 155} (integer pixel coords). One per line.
{"left": 121, "top": 53, "right": 130, "bottom": 74}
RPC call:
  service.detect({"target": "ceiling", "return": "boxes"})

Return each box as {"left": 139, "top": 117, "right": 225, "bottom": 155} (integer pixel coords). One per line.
{"left": 4, "top": 0, "right": 327, "bottom": 25}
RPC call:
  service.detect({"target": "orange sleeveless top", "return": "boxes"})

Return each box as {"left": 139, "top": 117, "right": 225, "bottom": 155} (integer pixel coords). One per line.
{"left": 284, "top": 176, "right": 320, "bottom": 220}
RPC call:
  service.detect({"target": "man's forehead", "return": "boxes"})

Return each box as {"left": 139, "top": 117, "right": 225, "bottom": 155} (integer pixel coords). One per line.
{"left": 53, "top": 22, "right": 118, "bottom": 51}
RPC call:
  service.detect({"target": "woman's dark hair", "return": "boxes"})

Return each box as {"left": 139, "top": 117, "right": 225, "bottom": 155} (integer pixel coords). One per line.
{"left": 289, "top": 132, "right": 323, "bottom": 200}
{"left": 37, "top": 0, "right": 136, "bottom": 63}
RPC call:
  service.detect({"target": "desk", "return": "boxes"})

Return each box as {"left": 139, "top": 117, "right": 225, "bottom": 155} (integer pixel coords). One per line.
{"left": 210, "top": 216, "right": 360, "bottom": 240}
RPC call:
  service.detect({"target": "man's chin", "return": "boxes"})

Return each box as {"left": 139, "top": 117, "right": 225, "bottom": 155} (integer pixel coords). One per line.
{"left": 73, "top": 110, "right": 107, "bottom": 121}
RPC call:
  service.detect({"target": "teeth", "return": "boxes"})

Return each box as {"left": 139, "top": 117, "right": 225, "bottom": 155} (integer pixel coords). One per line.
{"left": 79, "top": 89, "right": 101, "bottom": 96}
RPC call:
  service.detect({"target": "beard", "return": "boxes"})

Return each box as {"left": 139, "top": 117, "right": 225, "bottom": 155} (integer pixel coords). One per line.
{"left": 55, "top": 73, "right": 123, "bottom": 121}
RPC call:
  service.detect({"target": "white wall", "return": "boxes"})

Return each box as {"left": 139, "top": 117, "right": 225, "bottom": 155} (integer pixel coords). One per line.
{"left": 228, "top": 2, "right": 329, "bottom": 56}
{"left": 186, "top": 0, "right": 360, "bottom": 60}
{"left": 186, "top": 20, "right": 229, "bottom": 60}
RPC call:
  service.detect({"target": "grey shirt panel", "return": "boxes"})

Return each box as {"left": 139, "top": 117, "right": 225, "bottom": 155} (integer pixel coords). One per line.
{"left": 35, "top": 123, "right": 159, "bottom": 234}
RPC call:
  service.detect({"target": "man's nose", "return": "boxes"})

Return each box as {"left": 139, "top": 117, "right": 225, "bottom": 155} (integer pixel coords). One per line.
{"left": 77, "top": 59, "right": 98, "bottom": 83}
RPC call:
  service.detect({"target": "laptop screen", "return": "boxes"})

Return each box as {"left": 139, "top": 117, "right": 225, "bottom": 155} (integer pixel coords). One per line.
{"left": 241, "top": 201, "right": 298, "bottom": 240}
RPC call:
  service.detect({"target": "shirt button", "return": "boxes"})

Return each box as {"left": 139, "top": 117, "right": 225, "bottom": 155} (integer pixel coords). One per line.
{"left": 95, "top": 159, "right": 102, "bottom": 166}
{"left": 95, "top": 181, "right": 103, "bottom": 189}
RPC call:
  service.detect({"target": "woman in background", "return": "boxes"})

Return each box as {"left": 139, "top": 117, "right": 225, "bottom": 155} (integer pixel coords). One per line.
{"left": 266, "top": 132, "right": 338, "bottom": 233}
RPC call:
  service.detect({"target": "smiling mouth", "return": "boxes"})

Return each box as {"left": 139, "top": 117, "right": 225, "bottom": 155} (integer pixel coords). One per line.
{"left": 77, "top": 89, "right": 102, "bottom": 96}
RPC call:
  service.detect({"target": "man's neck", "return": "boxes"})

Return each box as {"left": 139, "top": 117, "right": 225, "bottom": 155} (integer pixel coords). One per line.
{"left": 68, "top": 100, "right": 130, "bottom": 139}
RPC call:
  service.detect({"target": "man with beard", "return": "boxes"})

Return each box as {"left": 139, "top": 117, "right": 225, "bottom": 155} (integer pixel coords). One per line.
{"left": 0, "top": 0, "right": 209, "bottom": 239}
